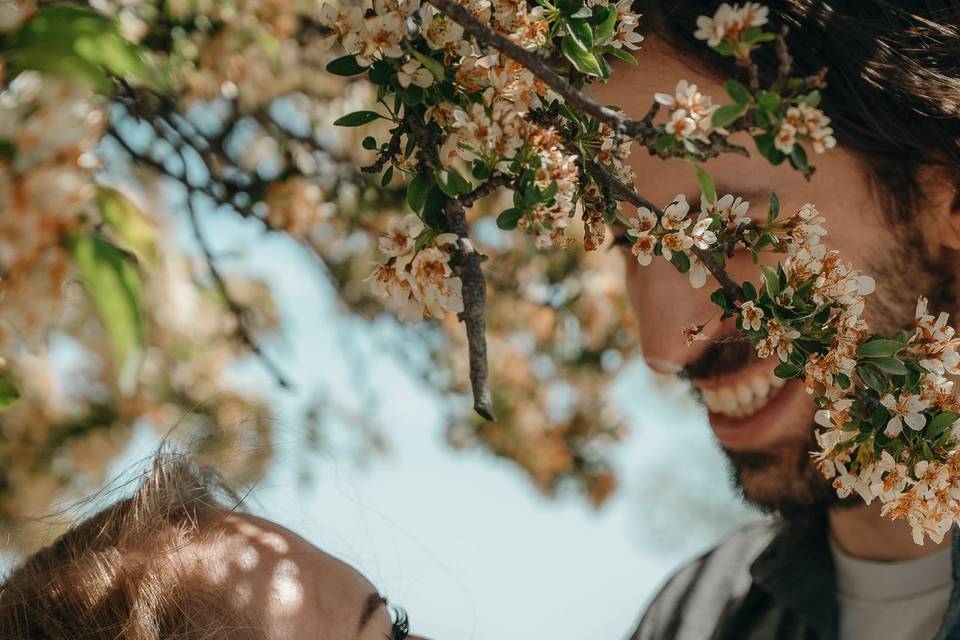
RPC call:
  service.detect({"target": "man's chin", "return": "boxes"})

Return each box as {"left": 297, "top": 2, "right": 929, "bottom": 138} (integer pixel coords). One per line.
{"left": 720, "top": 430, "right": 841, "bottom": 521}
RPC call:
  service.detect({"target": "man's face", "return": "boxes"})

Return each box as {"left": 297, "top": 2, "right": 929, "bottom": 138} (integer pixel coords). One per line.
{"left": 591, "top": 40, "right": 952, "bottom": 515}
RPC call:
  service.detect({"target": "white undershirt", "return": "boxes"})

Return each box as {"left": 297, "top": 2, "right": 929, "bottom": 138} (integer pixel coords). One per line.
{"left": 830, "top": 537, "right": 954, "bottom": 640}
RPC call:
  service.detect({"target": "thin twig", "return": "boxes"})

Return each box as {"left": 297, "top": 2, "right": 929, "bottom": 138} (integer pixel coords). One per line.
{"left": 184, "top": 193, "right": 295, "bottom": 390}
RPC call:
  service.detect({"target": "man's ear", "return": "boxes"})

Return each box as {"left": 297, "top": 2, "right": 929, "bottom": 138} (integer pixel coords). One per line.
{"left": 920, "top": 166, "right": 960, "bottom": 251}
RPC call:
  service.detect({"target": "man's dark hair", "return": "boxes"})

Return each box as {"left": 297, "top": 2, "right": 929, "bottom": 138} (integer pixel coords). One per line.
{"left": 637, "top": 0, "right": 960, "bottom": 220}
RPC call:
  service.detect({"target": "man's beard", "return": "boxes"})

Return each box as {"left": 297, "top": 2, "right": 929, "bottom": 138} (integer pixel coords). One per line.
{"left": 686, "top": 224, "right": 956, "bottom": 520}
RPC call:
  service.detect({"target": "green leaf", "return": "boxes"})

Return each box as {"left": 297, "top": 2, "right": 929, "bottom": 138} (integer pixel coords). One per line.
{"left": 97, "top": 187, "right": 158, "bottom": 266}
{"left": 670, "top": 250, "right": 691, "bottom": 273}
{"left": 4, "top": 6, "right": 144, "bottom": 94}
{"left": 774, "top": 362, "right": 801, "bottom": 379}
{"left": 414, "top": 228, "right": 439, "bottom": 253}
{"left": 566, "top": 18, "right": 594, "bottom": 49}
{"left": 325, "top": 54, "right": 368, "bottom": 76}
{"left": 761, "top": 265, "right": 780, "bottom": 298}
{"left": 742, "top": 281, "right": 757, "bottom": 301}
{"left": 0, "top": 140, "right": 15, "bottom": 162}
{"left": 655, "top": 133, "right": 677, "bottom": 153}
{"left": 598, "top": 45, "right": 638, "bottom": 65}
{"left": 790, "top": 143, "right": 810, "bottom": 175}
{"left": 411, "top": 49, "right": 445, "bottom": 81}
{"left": 334, "top": 110, "right": 383, "bottom": 127}
{"left": 435, "top": 168, "right": 471, "bottom": 197}
{"left": 768, "top": 192, "right": 780, "bottom": 222}
{"left": 380, "top": 165, "right": 394, "bottom": 187}
{"left": 423, "top": 188, "right": 449, "bottom": 230}
{"left": 757, "top": 90, "right": 781, "bottom": 112}
{"left": 835, "top": 373, "right": 851, "bottom": 390}
{"left": 472, "top": 160, "right": 491, "bottom": 180}
{"left": 803, "top": 90, "right": 821, "bottom": 107}
{"left": 368, "top": 60, "right": 394, "bottom": 85}
{"left": 927, "top": 411, "right": 959, "bottom": 438}
{"left": 0, "top": 375, "right": 19, "bottom": 411}
{"left": 712, "top": 41, "right": 734, "bottom": 56}
{"left": 362, "top": 136, "right": 378, "bottom": 150}
{"left": 691, "top": 163, "right": 716, "bottom": 202}
{"left": 712, "top": 103, "right": 746, "bottom": 128}
{"left": 496, "top": 207, "right": 524, "bottom": 230}
{"left": 857, "top": 363, "right": 886, "bottom": 392}
{"left": 71, "top": 233, "right": 145, "bottom": 393}
{"left": 857, "top": 339, "right": 904, "bottom": 358}
{"left": 398, "top": 85, "right": 425, "bottom": 105}
{"left": 871, "top": 356, "right": 909, "bottom": 375}
{"left": 754, "top": 133, "right": 786, "bottom": 165}
{"left": 724, "top": 79, "right": 751, "bottom": 105}
{"left": 594, "top": 5, "right": 617, "bottom": 44}
{"left": 407, "top": 173, "right": 433, "bottom": 213}
{"left": 561, "top": 35, "right": 603, "bottom": 77}
{"left": 541, "top": 180, "right": 558, "bottom": 203}
{"left": 753, "top": 109, "right": 771, "bottom": 129}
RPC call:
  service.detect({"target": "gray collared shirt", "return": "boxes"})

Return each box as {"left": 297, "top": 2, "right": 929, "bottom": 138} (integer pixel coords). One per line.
{"left": 630, "top": 519, "right": 960, "bottom": 640}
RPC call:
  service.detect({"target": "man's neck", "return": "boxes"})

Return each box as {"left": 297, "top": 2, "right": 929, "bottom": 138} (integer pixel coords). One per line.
{"left": 829, "top": 503, "right": 953, "bottom": 561}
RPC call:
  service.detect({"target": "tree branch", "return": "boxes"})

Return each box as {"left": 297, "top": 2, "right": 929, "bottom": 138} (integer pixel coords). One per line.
{"left": 426, "top": 0, "right": 652, "bottom": 140}
{"left": 584, "top": 158, "right": 744, "bottom": 300}
{"left": 184, "top": 193, "right": 295, "bottom": 390}
{"left": 403, "top": 110, "right": 495, "bottom": 419}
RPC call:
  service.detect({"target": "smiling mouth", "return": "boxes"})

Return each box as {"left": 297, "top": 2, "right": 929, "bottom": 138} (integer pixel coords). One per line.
{"left": 696, "top": 367, "right": 788, "bottom": 418}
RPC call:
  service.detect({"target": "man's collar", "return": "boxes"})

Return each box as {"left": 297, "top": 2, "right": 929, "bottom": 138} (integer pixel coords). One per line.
{"left": 749, "top": 515, "right": 839, "bottom": 640}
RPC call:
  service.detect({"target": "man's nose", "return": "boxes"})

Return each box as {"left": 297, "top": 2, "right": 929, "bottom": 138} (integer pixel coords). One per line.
{"left": 624, "top": 254, "right": 720, "bottom": 375}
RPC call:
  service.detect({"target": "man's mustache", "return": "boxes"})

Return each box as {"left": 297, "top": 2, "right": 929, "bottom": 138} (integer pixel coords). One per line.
{"left": 681, "top": 333, "right": 756, "bottom": 381}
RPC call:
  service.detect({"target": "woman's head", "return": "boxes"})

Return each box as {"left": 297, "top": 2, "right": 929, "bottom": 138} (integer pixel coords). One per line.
{"left": 0, "top": 453, "right": 421, "bottom": 640}
{"left": 594, "top": 2, "right": 960, "bottom": 516}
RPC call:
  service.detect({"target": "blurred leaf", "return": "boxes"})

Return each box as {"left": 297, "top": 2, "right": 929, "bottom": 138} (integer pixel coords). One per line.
{"left": 0, "top": 375, "right": 19, "bottom": 411}
{"left": 71, "top": 232, "right": 146, "bottom": 393}
{"left": 97, "top": 186, "right": 158, "bottom": 266}
{"left": 4, "top": 5, "right": 164, "bottom": 94}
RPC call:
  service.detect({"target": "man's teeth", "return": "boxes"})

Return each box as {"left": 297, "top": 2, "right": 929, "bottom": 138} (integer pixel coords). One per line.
{"left": 699, "top": 371, "right": 788, "bottom": 418}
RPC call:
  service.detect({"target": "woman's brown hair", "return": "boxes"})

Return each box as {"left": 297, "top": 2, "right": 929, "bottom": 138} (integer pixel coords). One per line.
{"left": 0, "top": 453, "right": 268, "bottom": 639}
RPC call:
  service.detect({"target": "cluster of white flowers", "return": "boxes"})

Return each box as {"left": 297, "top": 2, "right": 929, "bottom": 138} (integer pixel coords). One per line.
{"left": 775, "top": 103, "right": 837, "bottom": 155}
{"left": 655, "top": 80, "right": 722, "bottom": 147}
{"left": 0, "top": 70, "right": 106, "bottom": 354}
{"left": 625, "top": 193, "right": 753, "bottom": 289}
{"left": 693, "top": 2, "right": 768, "bottom": 49}
{"left": 370, "top": 214, "right": 465, "bottom": 322}
{"left": 522, "top": 125, "right": 581, "bottom": 249}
